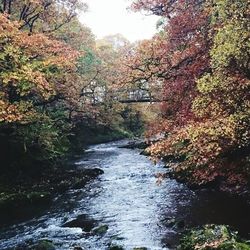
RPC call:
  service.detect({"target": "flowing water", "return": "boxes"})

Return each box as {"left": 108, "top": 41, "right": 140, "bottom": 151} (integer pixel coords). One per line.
{"left": 0, "top": 140, "right": 249, "bottom": 249}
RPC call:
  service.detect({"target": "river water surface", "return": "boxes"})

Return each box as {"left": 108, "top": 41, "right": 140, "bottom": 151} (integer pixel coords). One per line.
{"left": 0, "top": 140, "right": 249, "bottom": 249}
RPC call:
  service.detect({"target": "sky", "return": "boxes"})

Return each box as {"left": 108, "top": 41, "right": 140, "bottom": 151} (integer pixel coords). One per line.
{"left": 79, "top": 0, "right": 159, "bottom": 42}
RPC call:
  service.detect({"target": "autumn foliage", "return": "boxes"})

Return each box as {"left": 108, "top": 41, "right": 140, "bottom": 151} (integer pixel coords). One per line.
{"left": 0, "top": 1, "right": 137, "bottom": 169}
{"left": 0, "top": 0, "right": 249, "bottom": 193}
{"left": 0, "top": 14, "right": 78, "bottom": 123}
{"left": 128, "top": 0, "right": 250, "bottom": 192}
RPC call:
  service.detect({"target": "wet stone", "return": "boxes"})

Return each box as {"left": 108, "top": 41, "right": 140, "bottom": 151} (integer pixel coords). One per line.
{"left": 163, "top": 217, "right": 176, "bottom": 227}
{"left": 110, "top": 235, "right": 125, "bottom": 241}
{"left": 162, "top": 217, "right": 185, "bottom": 229}
{"left": 32, "top": 240, "right": 56, "bottom": 250}
{"left": 109, "top": 245, "right": 124, "bottom": 250}
{"left": 73, "top": 247, "right": 84, "bottom": 250}
{"left": 175, "top": 219, "right": 185, "bottom": 229}
{"left": 81, "top": 168, "right": 104, "bottom": 178}
{"left": 92, "top": 224, "right": 109, "bottom": 235}
{"left": 62, "top": 214, "right": 98, "bottom": 232}
{"left": 15, "top": 239, "right": 56, "bottom": 250}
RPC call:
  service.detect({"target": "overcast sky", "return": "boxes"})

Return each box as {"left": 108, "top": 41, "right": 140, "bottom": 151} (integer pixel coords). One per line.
{"left": 79, "top": 0, "right": 159, "bottom": 42}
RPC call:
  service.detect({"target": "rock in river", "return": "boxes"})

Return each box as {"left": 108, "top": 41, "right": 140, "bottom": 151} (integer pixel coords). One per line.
{"left": 62, "top": 214, "right": 98, "bottom": 232}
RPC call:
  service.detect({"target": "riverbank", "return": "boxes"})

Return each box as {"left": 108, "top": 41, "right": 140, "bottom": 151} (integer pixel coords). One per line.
{"left": 125, "top": 139, "right": 250, "bottom": 201}
{"left": 0, "top": 125, "right": 133, "bottom": 226}
{"left": 122, "top": 140, "right": 250, "bottom": 249}
{"left": 0, "top": 166, "right": 104, "bottom": 226}
{"left": 178, "top": 225, "right": 250, "bottom": 250}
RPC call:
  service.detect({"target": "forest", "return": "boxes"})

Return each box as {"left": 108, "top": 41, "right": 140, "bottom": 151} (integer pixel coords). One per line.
{"left": 0, "top": 0, "right": 249, "bottom": 249}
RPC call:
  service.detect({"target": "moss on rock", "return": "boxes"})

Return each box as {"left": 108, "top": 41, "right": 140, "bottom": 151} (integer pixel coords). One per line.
{"left": 92, "top": 224, "right": 109, "bottom": 235}
{"left": 32, "top": 239, "right": 56, "bottom": 250}
{"left": 178, "top": 224, "right": 250, "bottom": 250}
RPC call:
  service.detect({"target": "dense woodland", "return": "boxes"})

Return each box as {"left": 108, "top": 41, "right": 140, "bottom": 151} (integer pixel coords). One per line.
{"left": 0, "top": 0, "right": 147, "bottom": 175}
{"left": 0, "top": 0, "right": 249, "bottom": 191}
{"left": 0, "top": 0, "right": 249, "bottom": 248}
{"left": 0, "top": 0, "right": 249, "bottom": 186}
{"left": 125, "top": 0, "right": 250, "bottom": 193}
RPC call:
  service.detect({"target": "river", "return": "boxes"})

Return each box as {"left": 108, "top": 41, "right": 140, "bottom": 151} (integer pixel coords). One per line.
{"left": 0, "top": 140, "right": 249, "bottom": 249}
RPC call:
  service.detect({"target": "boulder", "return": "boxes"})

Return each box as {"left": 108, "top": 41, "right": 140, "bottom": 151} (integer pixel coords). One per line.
{"left": 63, "top": 214, "right": 98, "bottom": 232}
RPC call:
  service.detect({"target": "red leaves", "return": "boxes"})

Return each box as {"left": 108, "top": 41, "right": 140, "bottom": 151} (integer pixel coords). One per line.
{"left": 129, "top": 0, "right": 250, "bottom": 192}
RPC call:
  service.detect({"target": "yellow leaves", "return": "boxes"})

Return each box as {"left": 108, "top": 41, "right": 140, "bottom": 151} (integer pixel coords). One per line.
{"left": 2, "top": 44, "right": 20, "bottom": 58}
{"left": 0, "top": 45, "right": 22, "bottom": 73}
{"left": 194, "top": 71, "right": 250, "bottom": 122}
{"left": 197, "top": 73, "right": 220, "bottom": 93}
{"left": 0, "top": 13, "right": 81, "bottom": 125}
{"left": 196, "top": 72, "right": 239, "bottom": 94}
{"left": 192, "top": 95, "right": 226, "bottom": 118}
{"left": 192, "top": 96, "right": 211, "bottom": 116}
{"left": 0, "top": 64, "right": 55, "bottom": 99}
{"left": 188, "top": 118, "right": 236, "bottom": 142}
{"left": 209, "top": 0, "right": 250, "bottom": 70}
{"left": 211, "top": 21, "right": 250, "bottom": 69}
{"left": 147, "top": 111, "right": 248, "bottom": 170}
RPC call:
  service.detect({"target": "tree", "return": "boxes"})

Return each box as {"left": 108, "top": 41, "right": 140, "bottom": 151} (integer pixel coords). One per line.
{"left": 0, "top": 13, "right": 80, "bottom": 163}
{"left": 126, "top": 0, "right": 210, "bottom": 130}
{"left": 130, "top": 0, "right": 250, "bottom": 192}
{"left": 0, "top": 13, "right": 78, "bottom": 123}
{"left": 0, "top": 0, "right": 87, "bottom": 32}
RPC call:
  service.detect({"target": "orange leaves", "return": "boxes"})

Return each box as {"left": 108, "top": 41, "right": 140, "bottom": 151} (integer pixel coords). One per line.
{"left": 0, "top": 102, "right": 23, "bottom": 123}
{"left": 0, "top": 13, "right": 80, "bottom": 124}
{"left": 30, "top": 71, "right": 55, "bottom": 99}
{"left": 0, "top": 14, "right": 79, "bottom": 66}
{"left": 0, "top": 13, "right": 19, "bottom": 34}
{"left": 15, "top": 33, "right": 79, "bottom": 69}
{"left": 0, "top": 100, "right": 36, "bottom": 123}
